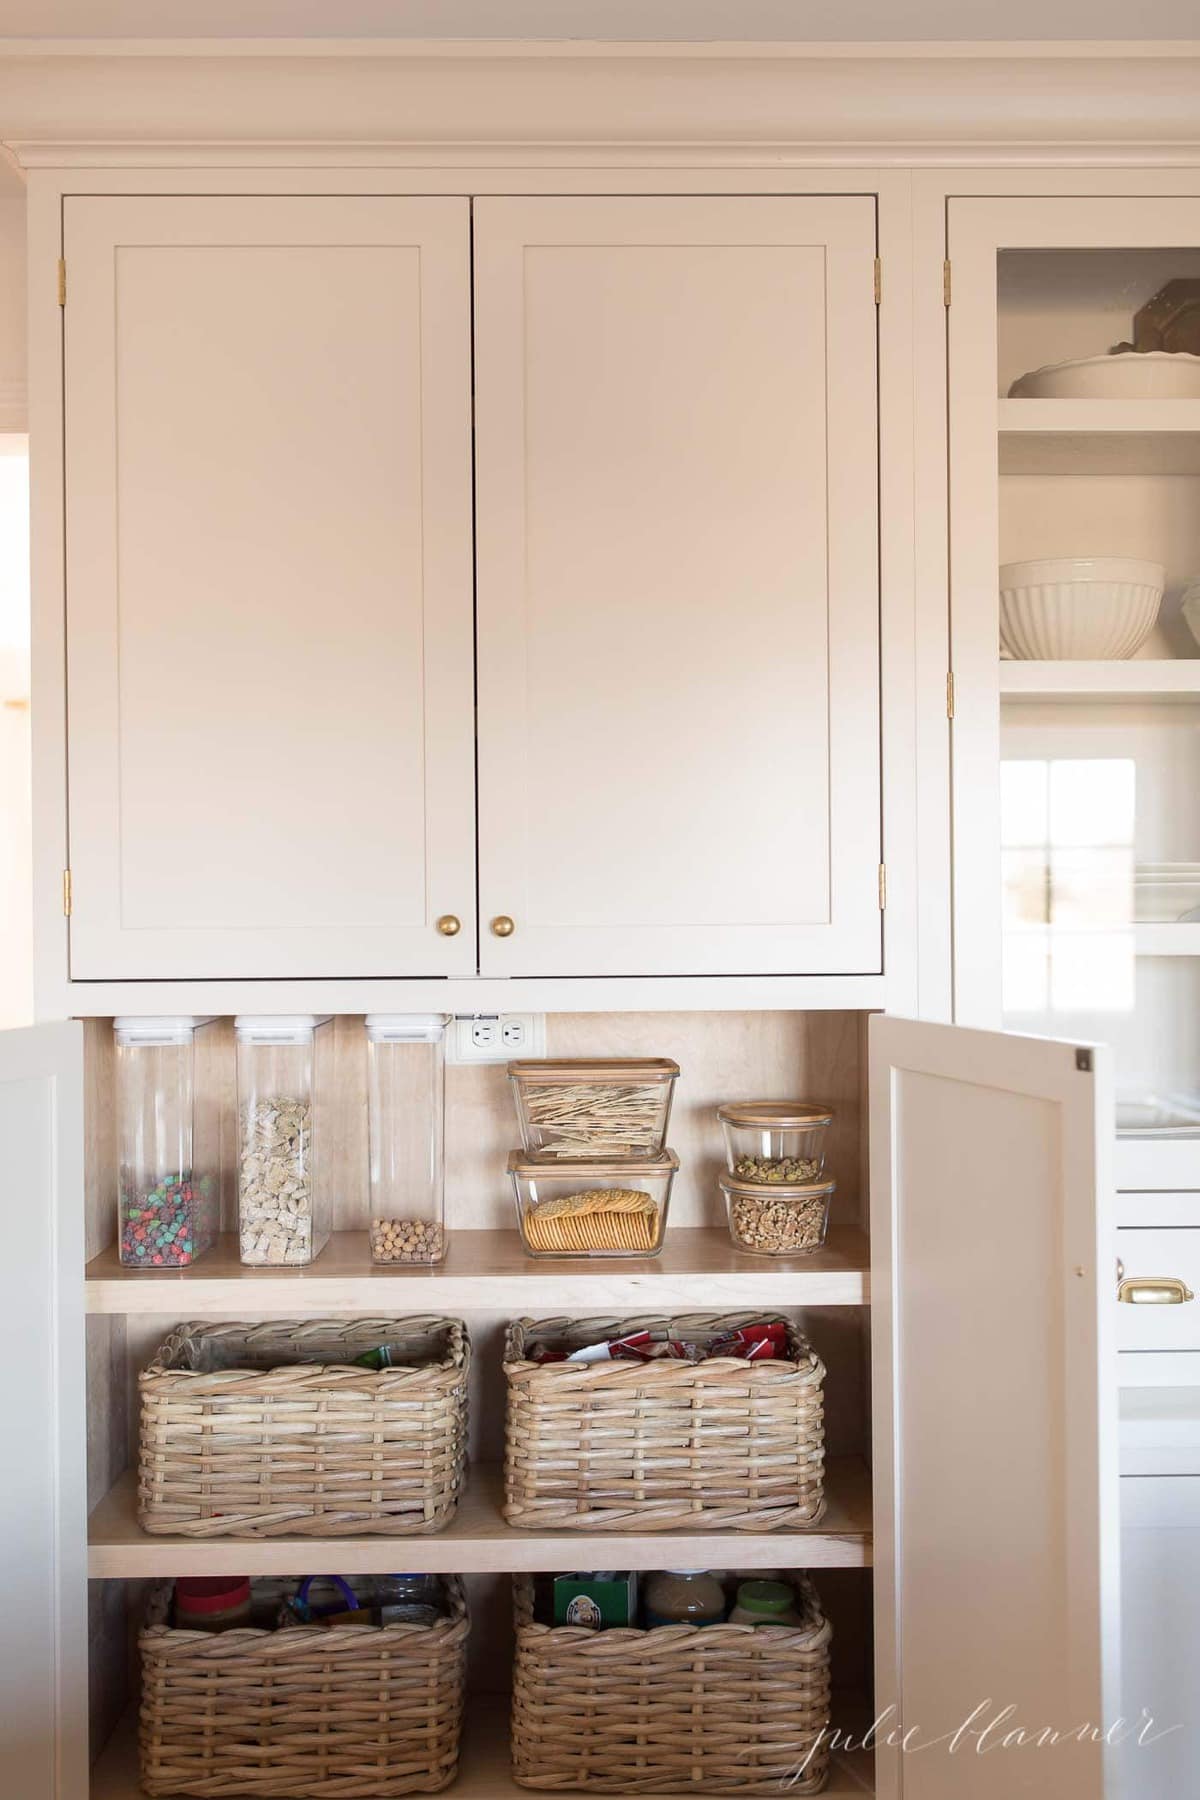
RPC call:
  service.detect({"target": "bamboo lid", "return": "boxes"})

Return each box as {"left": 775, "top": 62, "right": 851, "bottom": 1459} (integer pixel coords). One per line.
{"left": 507, "top": 1058, "right": 680, "bottom": 1084}
{"left": 508, "top": 1148, "right": 680, "bottom": 1178}
{"left": 717, "top": 1101, "right": 834, "bottom": 1129}
{"left": 718, "top": 1172, "right": 836, "bottom": 1200}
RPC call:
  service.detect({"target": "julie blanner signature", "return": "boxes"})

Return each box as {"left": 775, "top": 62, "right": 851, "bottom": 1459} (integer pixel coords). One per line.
{"left": 779, "top": 1702, "right": 1183, "bottom": 1783}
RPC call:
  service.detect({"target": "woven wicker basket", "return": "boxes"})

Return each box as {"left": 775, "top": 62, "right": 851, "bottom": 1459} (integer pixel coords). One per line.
{"left": 138, "top": 1316, "right": 469, "bottom": 1537}
{"left": 139, "top": 1576, "right": 469, "bottom": 1798}
{"left": 503, "top": 1313, "right": 825, "bottom": 1531}
{"left": 510, "top": 1574, "right": 832, "bottom": 1793}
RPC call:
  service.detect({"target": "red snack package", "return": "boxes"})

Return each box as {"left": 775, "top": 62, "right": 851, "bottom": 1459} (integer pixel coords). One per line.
{"left": 568, "top": 1330, "right": 655, "bottom": 1365}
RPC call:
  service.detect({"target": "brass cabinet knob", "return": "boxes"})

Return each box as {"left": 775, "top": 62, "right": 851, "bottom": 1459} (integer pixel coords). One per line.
{"left": 436, "top": 914, "right": 462, "bottom": 938}
{"left": 491, "top": 915, "right": 516, "bottom": 938}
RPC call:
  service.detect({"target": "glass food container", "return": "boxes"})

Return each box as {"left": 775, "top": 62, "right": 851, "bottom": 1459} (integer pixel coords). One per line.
{"left": 115, "top": 1017, "right": 218, "bottom": 1269}
{"left": 235, "top": 1015, "right": 331, "bottom": 1266}
{"left": 365, "top": 1014, "right": 449, "bottom": 1264}
{"left": 719, "top": 1172, "right": 836, "bottom": 1257}
{"left": 508, "top": 1058, "right": 680, "bottom": 1158}
{"left": 508, "top": 1150, "right": 678, "bottom": 1258}
{"left": 716, "top": 1101, "right": 833, "bottom": 1184}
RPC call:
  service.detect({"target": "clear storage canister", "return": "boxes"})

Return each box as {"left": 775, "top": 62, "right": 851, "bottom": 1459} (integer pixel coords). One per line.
{"left": 365, "top": 1014, "right": 448, "bottom": 1265}
{"left": 509, "top": 1150, "right": 678, "bottom": 1258}
{"left": 235, "top": 1015, "right": 331, "bottom": 1266}
{"left": 115, "top": 1017, "right": 217, "bottom": 1269}
{"left": 716, "top": 1102, "right": 833, "bottom": 1184}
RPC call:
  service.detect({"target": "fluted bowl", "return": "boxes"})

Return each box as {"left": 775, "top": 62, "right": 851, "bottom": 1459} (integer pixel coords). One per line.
{"left": 999, "top": 557, "right": 1166, "bottom": 661}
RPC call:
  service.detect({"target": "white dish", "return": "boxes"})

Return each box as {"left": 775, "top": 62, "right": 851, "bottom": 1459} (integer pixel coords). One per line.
{"left": 998, "top": 556, "right": 1166, "bottom": 661}
{"left": 1009, "top": 350, "right": 1200, "bottom": 400}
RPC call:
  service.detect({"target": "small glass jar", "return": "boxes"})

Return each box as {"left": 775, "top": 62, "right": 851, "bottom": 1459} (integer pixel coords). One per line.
{"left": 509, "top": 1058, "right": 680, "bottom": 1158}
{"left": 716, "top": 1101, "right": 833, "bottom": 1184}
{"left": 365, "top": 1015, "right": 448, "bottom": 1264}
{"left": 729, "top": 1580, "right": 804, "bottom": 1627}
{"left": 509, "top": 1151, "right": 678, "bottom": 1258}
{"left": 114, "top": 1017, "right": 218, "bottom": 1269}
{"left": 720, "top": 1172, "right": 835, "bottom": 1257}
{"left": 643, "top": 1570, "right": 725, "bottom": 1628}
{"left": 235, "top": 1015, "right": 331, "bottom": 1266}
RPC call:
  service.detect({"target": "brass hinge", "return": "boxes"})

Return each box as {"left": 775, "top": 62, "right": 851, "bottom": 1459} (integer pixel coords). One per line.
{"left": 873, "top": 257, "right": 881, "bottom": 305}
{"left": 943, "top": 259, "right": 951, "bottom": 308}
{"left": 57, "top": 259, "right": 66, "bottom": 307}
{"left": 946, "top": 670, "right": 956, "bottom": 720}
{"left": 62, "top": 868, "right": 72, "bottom": 916}
{"left": 878, "top": 863, "right": 887, "bottom": 911}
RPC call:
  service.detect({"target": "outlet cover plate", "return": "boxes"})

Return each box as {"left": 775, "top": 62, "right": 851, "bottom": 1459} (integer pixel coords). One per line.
{"left": 448, "top": 1013, "right": 546, "bottom": 1065}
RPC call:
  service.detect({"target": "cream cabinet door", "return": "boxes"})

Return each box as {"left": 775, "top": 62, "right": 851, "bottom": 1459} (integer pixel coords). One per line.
{"left": 473, "top": 197, "right": 881, "bottom": 977}
{"left": 0, "top": 1024, "right": 87, "bottom": 1800}
{"left": 63, "top": 197, "right": 475, "bottom": 978}
{"left": 870, "top": 1017, "right": 1119, "bottom": 1800}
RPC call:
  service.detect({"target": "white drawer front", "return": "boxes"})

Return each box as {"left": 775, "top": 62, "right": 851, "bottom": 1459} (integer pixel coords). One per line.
{"left": 1117, "top": 1228, "right": 1200, "bottom": 1354}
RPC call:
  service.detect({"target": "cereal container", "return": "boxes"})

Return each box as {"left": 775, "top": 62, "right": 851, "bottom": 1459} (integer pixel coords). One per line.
{"left": 365, "top": 1014, "right": 449, "bottom": 1265}
{"left": 235, "top": 1016, "right": 331, "bottom": 1266}
{"left": 115, "top": 1017, "right": 218, "bottom": 1269}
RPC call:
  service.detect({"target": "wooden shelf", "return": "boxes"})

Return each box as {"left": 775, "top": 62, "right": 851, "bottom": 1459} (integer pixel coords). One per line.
{"left": 999, "top": 397, "right": 1200, "bottom": 434}
{"left": 93, "top": 1695, "right": 876, "bottom": 1798}
{"left": 84, "top": 1225, "right": 872, "bottom": 1314}
{"left": 999, "top": 660, "right": 1200, "bottom": 702}
{"left": 88, "top": 1458, "right": 872, "bottom": 1578}
{"left": 998, "top": 399, "right": 1200, "bottom": 473}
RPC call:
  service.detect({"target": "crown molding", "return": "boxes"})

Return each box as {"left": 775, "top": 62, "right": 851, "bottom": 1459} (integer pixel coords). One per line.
{"left": 1, "top": 44, "right": 1199, "bottom": 158}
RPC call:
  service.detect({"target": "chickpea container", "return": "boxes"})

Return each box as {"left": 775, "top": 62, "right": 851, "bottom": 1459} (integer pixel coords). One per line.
{"left": 115, "top": 1017, "right": 218, "bottom": 1269}
{"left": 365, "top": 1014, "right": 449, "bottom": 1265}
{"left": 716, "top": 1101, "right": 833, "bottom": 1184}
{"left": 235, "top": 1016, "right": 331, "bottom": 1267}
{"left": 720, "top": 1172, "right": 836, "bottom": 1257}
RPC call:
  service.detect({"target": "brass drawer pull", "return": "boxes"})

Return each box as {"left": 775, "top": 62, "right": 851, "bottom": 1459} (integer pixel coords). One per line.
{"left": 491, "top": 915, "right": 515, "bottom": 938}
{"left": 1117, "top": 1275, "right": 1196, "bottom": 1306}
{"left": 436, "top": 915, "right": 462, "bottom": 937}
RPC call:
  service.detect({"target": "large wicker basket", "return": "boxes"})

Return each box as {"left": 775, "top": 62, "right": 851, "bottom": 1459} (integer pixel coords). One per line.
{"left": 138, "top": 1316, "right": 469, "bottom": 1537}
{"left": 503, "top": 1313, "right": 825, "bottom": 1531}
{"left": 510, "top": 1574, "right": 832, "bottom": 1793}
{"left": 139, "top": 1576, "right": 470, "bottom": 1798}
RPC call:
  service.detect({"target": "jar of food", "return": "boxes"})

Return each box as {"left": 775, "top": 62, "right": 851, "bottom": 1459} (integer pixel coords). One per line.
{"left": 643, "top": 1570, "right": 725, "bottom": 1628}
{"left": 720, "top": 1173, "right": 835, "bottom": 1256}
{"left": 509, "top": 1058, "right": 680, "bottom": 1158}
{"left": 729, "top": 1580, "right": 804, "bottom": 1627}
{"left": 365, "top": 1015, "right": 448, "bottom": 1264}
{"left": 114, "top": 1017, "right": 218, "bottom": 1269}
{"left": 235, "top": 1016, "right": 331, "bottom": 1266}
{"left": 716, "top": 1101, "right": 833, "bottom": 1183}
{"left": 175, "top": 1576, "right": 252, "bottom": 1633}
{"left": 509, "top": 1151, "right": 678, "bottom": 1258}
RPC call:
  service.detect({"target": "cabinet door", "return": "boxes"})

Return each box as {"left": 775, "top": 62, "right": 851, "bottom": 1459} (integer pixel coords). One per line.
{"left": 0, "top": 1024, "right": 87, "bottom": 1799}
{"left": 1117, "top": 1475, "right": 1200, "bottom": 1796}
{"left": 473, "top": 197, "right": 881, "bottom": 977}
{"left": 63, "top": 197, "right": 475, "bottom": 978}
{"left": 870, "top": 1016, "right": 1119, "bottom": 1800}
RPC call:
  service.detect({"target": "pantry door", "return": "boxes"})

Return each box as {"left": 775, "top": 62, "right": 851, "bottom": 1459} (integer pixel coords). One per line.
{"left": 0, "top": 1024, "right": 87, "bottom": 1799}
{"left": 473, "top": 196, "right": 881, "bottom": 977}
{"left": 63, "top": 197, "right": 475, "bottom": 978}
{"left": 870, "top": 1016, "right": 1119, "bottom": 1800}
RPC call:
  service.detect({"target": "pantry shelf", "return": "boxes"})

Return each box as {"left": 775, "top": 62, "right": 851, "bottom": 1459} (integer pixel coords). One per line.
{"left": 999, "top": 660, "right": 1200, "bottom": 701}
{"left": 87, "top": 1458, "right": 873, "bottom": 1578}
{"left": 83, "top": 1224, "right": 872, "bottom": 1313}
{"left": 92, "top": 1695, "right": 877, "bottom": 1798}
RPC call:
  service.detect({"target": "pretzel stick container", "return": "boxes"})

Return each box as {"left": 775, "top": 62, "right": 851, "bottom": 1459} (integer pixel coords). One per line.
{"left": 508, "top": 1058, "right": 679, "bottom": 1158}
{"left": 508, "top": 1151, "right": 678, "bottom": 1258}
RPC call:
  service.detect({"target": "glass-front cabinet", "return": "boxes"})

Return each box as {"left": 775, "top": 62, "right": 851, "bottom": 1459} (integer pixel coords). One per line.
{"left": 950, "top": 195, "right": 1200, "bottom": 1191}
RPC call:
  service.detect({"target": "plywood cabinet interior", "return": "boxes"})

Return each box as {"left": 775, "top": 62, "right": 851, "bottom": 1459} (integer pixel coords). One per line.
{"left": 473, "top": 196, "right": 883, "bottom": 976}
{"left": 62, "top": 196, "right": 476, "bottom": 979}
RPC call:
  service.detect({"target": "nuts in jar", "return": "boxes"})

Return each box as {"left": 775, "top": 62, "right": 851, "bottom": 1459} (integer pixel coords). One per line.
{"left": 369, "top": 1218, "right": 447, "bottom": 1264}
{"left": 720, "top": 1174, "right": 835, "bottom": 1257}
{"left": 732, "top": 1154, "right": 822, "bottom": 1184}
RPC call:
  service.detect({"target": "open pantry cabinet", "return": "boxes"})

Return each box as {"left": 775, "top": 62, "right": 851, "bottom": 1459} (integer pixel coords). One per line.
{"left": 0, "top": 1008, "right": 1119, "bottom": 1800}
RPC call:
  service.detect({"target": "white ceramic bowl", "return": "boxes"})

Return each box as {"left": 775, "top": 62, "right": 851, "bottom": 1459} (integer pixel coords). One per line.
{"left": 1009, "top": 351, "right": 1200, "bottom": 399}
{"left": 998, "top": 557, "right": 1166, "bottom": 660}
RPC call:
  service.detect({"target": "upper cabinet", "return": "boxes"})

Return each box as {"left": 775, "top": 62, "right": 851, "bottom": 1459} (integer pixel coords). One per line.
{"left": 473, "top": 196, "right": 882, "bottom": 977}
{"left": 56, "top": 190, "right": 883, "bottom": 986}
{"left": 62, "top": 196, "right": 476, "bottom": 979}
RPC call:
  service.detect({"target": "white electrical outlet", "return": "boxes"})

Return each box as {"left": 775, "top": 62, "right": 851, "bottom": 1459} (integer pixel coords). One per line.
{"left": 449, "top": 1014, "right": 546, "bottom": 1064}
